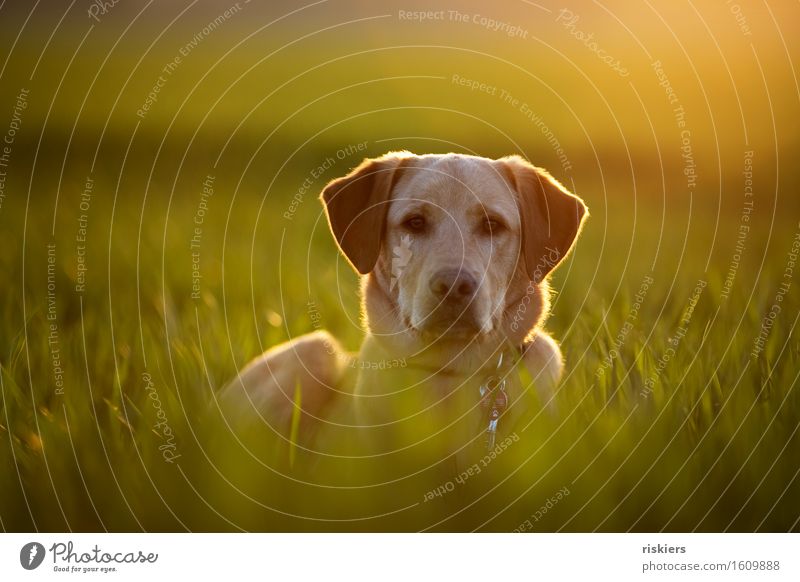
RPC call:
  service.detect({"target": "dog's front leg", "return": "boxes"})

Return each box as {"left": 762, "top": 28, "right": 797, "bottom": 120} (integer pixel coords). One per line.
{"left": 216, "top": 330, "right": 353, "bottom": 435}
{"left": 522, "top": 330, "right": 565, "bottom": 410}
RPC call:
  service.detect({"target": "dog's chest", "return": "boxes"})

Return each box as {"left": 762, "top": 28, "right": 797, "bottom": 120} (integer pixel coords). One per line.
{"left": 350, "top": 342, "right": 527, "bottom": 460}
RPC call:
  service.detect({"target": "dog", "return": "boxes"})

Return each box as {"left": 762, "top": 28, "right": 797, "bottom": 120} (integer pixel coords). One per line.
{"left": 218, "top": 151, "right": 587, "bottom": 463}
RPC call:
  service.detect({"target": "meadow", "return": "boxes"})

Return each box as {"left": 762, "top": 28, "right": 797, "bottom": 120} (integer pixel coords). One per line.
{"left": 1, "top": 164, "right": 797, "bottom": 531}
{"left": 0, "top": 0, "right": 798, "bottom": 532}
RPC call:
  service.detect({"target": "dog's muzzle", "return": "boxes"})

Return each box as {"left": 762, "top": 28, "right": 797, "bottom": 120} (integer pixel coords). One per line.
{"left": 419, "top": 268, "right": 485, "bottom": 334}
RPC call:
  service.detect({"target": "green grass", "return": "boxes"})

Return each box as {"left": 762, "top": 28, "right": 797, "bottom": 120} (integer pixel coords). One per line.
{"left": 1, "top": 4, "right": 799, "bottom": 531}
{"left": 1, "top": 167, "right": 798, "bottom": 532}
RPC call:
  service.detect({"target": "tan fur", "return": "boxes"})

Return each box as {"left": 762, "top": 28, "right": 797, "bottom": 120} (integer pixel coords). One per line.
{"left": 217, "top": 330, "right": 351, "bottom": 432}
{"left": 219, "top": 152, "right": 587, "bottom": 446}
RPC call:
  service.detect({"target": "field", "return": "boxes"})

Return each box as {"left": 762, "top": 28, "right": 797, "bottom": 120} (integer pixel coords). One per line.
{"left": 0, "top": 0, "right": 799, "bottom": 532}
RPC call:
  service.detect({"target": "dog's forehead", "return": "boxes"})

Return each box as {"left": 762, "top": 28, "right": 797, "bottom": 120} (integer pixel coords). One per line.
{"left": 390, "top": 154, "right": 518, "bottom": 218}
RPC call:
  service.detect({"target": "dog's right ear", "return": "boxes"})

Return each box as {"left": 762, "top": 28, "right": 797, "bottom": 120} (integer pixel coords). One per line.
{"left": 320, "top": 152, "right": 409, "bottom": 274}
{"left": 499, "top": 155, "right": 588, "bottom": 282}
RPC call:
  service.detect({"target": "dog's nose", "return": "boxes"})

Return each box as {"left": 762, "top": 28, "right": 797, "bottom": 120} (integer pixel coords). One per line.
{"left": 429, "top": 269, "right": 477, "bottom": 301}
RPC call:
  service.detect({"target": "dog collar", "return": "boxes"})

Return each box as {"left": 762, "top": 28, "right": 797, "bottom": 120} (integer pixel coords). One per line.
{"left": 479, "top": 350, "right": 515, "bottom": 450}
{"left": 402, "top": 345, "right": 523, "bottom": 450}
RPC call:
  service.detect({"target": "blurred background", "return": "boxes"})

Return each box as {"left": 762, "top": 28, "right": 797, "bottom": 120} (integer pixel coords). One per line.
{"left": 0, "top": 0, "right": 798, "bottom": 532}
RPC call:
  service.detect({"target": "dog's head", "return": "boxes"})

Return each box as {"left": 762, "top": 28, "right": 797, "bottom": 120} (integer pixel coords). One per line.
{"left": 321, "top": 152, "right": 587, "bottom": 343}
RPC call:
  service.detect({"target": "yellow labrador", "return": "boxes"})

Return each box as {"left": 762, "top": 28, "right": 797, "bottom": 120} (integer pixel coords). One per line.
{"left": 219, "top": 152, "right": 587, "bottom": 456}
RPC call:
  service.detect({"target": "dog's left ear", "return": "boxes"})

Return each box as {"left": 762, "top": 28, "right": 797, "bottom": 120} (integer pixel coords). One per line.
{"left": 320, "top": 152, "right": 410, "bottom": 274}
{"left": 499, "top": 155, "right": 588, "bottom": 282}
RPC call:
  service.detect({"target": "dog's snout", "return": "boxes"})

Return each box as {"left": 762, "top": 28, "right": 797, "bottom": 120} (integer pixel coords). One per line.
{"left": 429, "top": 269, "right": 477, "bottom": 301}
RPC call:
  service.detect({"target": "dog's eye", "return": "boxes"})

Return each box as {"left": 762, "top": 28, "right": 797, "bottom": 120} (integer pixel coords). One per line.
{"left": 481, "top": 217, "right": 506, "bottom": 235}
{"left": 403, "top": 215, "right": 426, "bottom": 232}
